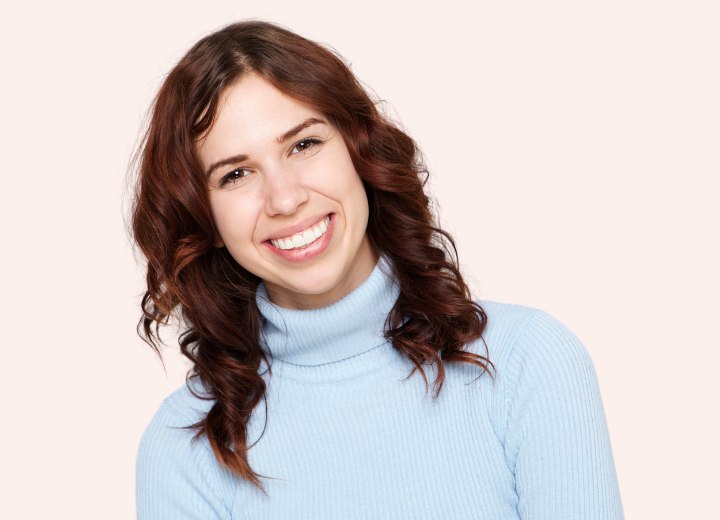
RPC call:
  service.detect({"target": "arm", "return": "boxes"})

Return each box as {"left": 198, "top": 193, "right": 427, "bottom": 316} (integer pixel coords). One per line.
{"left": 136, "top": 401, "right": 236, "bottom": 520}
{"left": 502, "top": 310, "right": 624, "bottom": 519}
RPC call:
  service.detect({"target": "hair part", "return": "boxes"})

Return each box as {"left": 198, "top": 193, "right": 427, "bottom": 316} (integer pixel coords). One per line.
{"left": 130, "top": 19, "right": 493, "bottom": 495}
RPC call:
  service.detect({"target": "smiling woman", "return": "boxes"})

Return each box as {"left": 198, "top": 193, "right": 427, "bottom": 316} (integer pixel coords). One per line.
{"left": 129, "top": 20, "right": 624, "bottom": 520}
{"left": 198, "top": 73, "right": 376, "bottom": 309}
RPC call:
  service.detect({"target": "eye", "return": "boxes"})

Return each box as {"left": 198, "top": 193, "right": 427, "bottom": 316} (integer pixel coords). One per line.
{"left": 290, "top": 137, "right": 323, "bottom": 155}
{"left": 219, "top": 167, "right": 252, "bottom": 187}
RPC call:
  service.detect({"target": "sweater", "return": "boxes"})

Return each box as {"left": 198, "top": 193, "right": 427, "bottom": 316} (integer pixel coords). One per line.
{"left": 136, "top": 254, "right": 624, "bottom": 519}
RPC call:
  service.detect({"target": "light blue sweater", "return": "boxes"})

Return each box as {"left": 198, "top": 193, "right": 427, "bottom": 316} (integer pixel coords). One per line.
{"left": 136, "top": 255, "right": 624, "bottom": 519}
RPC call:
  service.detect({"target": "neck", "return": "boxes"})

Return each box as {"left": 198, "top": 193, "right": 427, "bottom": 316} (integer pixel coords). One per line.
{"left": 262, "top": 241, "right": 378, "bottom": 310}
{"left": 255, "top": 254, "right": 400, "bottom": 366}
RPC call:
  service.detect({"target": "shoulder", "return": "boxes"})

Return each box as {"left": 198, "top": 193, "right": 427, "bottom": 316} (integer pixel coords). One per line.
{"left": 474, "top": 302, "right": 623, "bottom": 516}
{"left": 136, "top": 379, "right": 236, "bottom": 519}
{"left": 468, "top": 299, "right": 600, "bottom": 436}
{"left": 160, "top": 376, "right": 217, "bottom": 423}
{"left": 137, "top": 377, "right": 216, "bottom": 462}
{"left": 472, "top": 298, "right": 594, "bottom": 373}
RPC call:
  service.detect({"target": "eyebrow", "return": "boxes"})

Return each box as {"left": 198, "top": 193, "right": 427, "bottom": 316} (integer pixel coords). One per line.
{"left": 205, "top": 117, "right": 327, "bottom": 179}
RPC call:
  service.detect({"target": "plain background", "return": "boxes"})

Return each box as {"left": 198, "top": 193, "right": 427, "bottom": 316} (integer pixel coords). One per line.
{"left": 1, "top": 0, "right": 717, "bottom": 518}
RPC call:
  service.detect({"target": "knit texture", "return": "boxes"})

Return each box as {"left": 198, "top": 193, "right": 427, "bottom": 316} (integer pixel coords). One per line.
{"left": 136, "top": 255, "right": 624, "bottom": 519}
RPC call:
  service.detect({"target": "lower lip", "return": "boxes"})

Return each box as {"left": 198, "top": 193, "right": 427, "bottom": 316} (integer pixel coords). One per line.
{"left": 263, "top": 213, "right": 335, "bottom": 263}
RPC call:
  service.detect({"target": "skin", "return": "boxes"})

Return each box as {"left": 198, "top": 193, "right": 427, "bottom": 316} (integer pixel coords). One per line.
{"left": 197, "top": 71, "right": 378, "bottom": 310}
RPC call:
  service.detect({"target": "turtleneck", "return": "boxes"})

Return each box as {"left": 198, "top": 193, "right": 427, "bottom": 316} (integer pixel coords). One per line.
{"left": 139, "top": 254, "right": 625, "bottom": 519}
{"left": 254, "top": 254, "right": 400, "bottom": 367}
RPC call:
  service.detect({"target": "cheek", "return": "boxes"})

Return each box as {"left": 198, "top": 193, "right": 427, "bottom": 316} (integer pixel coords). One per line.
{"left": 210, "top": 195, "right": 255, "bottom": 240}
{"left": 315, "top": 147, "right": 365, "bottom": 199}
{"left": 330, "top": 168, "right": 370, "bottom": 236}
{"left": 351, "top": 180, "right": 370, "bottom": 226}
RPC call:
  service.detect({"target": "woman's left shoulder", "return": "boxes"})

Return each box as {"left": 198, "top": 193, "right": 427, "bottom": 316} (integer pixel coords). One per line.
{"left": 468, "top": 299, "right": 597, "bottom": 379}
{"left": 472, "top": 300, "right": 624, "bottom": 517}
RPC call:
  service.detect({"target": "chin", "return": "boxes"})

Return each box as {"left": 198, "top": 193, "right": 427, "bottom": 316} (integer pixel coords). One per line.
{"left": 290, "top": 269, "right": 342, "bottom": 294}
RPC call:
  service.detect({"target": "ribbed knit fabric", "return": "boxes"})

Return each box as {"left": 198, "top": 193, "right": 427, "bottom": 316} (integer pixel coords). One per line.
{"left": 136, "top": 255, "right": 624, "bottom": 519}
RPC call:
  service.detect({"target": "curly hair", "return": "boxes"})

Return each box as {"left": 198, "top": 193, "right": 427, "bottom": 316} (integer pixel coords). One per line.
{"left": 129, "top": 19, "right": 494, "bottom": 494}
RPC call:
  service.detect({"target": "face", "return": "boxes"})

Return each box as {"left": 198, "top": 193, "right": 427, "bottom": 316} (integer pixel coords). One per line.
{"left": 197, "top": 72, "right": 377, "bottom": 310}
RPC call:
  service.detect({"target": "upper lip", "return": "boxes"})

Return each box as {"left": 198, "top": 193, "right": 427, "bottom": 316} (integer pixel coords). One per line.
{"left": 264, "top": 213, "right": 331, "bottom": 241}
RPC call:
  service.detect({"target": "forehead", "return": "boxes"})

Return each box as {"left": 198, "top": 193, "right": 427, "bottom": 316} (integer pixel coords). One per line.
{"left": 197, "top": 73, "right": 322, "bottom": 161}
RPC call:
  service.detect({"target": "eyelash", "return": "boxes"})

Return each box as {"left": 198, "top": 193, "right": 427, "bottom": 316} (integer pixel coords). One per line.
{"left": 218, "top": 137, "right": 325, "bottom": 187}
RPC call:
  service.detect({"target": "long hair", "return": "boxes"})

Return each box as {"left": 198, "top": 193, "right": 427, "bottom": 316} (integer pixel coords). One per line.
{"left": 130, "top": 19, "right": 494, "bottom": 494}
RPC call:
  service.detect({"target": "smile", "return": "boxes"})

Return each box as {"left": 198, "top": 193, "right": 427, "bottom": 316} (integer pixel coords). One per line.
{"left": 269, "top": 215, "right": 331, "bottom": 250}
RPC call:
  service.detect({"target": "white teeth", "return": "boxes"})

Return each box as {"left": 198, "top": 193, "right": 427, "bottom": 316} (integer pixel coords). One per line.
{"left": 270, "top": 215, "right": 330, "bottom": 250}
{"left": 302, "top": 229, "right": 316, "bottom": 242}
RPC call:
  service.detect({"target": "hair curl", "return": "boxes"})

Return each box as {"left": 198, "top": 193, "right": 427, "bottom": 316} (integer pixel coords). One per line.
{"left": 129, "top": 19, "right": 494, "bottom": 494}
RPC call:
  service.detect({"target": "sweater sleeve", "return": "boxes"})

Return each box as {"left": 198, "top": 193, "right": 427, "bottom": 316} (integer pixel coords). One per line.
{"left": 135, "top": 400, "right": 236, "bottom": 519}
{"left": 501, "top": 309, "right": 624, "bottom": 519}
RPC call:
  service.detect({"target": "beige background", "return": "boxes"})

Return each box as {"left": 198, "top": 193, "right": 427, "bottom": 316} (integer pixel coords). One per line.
{"left": 1, "top": 0, "right": 717, "bottom": 518}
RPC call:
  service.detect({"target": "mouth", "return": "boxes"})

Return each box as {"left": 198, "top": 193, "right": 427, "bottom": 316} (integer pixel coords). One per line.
{"left": 265, "top": 213, "right": 334, "bottom": 250}
{"left": 262, "top": 213, "right": 336, "bottom": 262}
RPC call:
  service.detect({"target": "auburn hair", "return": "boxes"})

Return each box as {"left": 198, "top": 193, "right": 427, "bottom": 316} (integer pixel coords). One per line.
{"left": 129, "top": 19, "right": 494, "bottom": 494}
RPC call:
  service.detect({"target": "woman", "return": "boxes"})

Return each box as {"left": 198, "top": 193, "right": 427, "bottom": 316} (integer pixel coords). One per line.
{"left": 131, "top": 20, "right": 624, "bottom": 519}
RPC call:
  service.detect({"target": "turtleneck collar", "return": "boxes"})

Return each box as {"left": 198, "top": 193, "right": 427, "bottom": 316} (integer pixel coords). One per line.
{"left": 255, "top": 254, "right": 400, "bottom": 366}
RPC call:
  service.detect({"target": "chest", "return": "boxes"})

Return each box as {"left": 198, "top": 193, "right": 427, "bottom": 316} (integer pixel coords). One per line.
{"left": 230, "top": 365, "right": 520, "bottom": 519}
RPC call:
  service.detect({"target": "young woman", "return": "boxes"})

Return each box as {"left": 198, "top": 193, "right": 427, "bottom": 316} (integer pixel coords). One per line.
{"left": 131, "top": 20, "right": 624, "bottom": 519}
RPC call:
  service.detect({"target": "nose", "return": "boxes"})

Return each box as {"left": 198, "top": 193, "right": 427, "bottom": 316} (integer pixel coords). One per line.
{"left": 263, "top": 167, "right": 309, "bottom": 216}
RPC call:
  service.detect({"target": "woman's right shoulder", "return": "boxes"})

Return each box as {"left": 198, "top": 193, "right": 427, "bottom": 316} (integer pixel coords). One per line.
{"left": 137, "top": 377, "right": 216, "bottom": 464}
{"left": 156, "top": 377, "right": 216, "bottom": 423}
{"left": 136, "top": 379, "right": 236, "bottom": 519}
{"left": 138, "top": 377, "right": 216, "bottom": 457}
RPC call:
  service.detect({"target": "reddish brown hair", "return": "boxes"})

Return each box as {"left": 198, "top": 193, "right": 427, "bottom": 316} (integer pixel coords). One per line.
{"left": 130, "top": 19, "right": 494, "bottom": 494}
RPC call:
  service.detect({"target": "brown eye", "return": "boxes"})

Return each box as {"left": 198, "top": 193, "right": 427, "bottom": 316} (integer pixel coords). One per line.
{"left": 290, "top": 138, "right": 323, "bottom": 155}
{"left": 219, "top": 167, "right": 251, "bottom": 187}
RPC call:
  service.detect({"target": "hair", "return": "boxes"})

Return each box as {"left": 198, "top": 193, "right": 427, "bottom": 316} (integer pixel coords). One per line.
{"left": 130, "top": 19, "right": 494, "bottom": 494}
